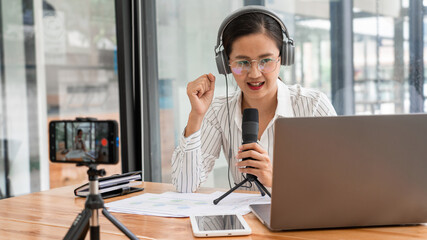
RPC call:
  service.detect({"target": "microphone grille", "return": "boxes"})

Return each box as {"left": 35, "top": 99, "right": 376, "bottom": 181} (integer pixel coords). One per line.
{"left": 243, "top": 108, "right": 259, "bottom": 123}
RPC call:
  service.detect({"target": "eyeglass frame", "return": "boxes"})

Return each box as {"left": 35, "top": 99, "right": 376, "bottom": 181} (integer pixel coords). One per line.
{"left": 228, "top": 56, "right": 281, "bottom": 75}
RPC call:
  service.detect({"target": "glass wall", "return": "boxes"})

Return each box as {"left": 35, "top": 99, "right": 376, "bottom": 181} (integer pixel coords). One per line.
{"left": 156, "top": 0, "right": 243, "bottom": 187}
{"left": 156, "top": 0, "right": 426, "bottom": 189}
{"left": 0, "top": 0, "right": 120, "bottom": 198}
{"left": 269, "top": 0, "right": 426, "bottom": 115}
{"left": 351, "top": 0, "right": 407, "bottom": 114}
{"left": 43, "top": 0, "right": 121, "bottom": 189}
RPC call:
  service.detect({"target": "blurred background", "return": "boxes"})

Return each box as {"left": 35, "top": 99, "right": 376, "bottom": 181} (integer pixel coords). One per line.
{"left": 0, "top": 0, "right": 425, "bottom": 198}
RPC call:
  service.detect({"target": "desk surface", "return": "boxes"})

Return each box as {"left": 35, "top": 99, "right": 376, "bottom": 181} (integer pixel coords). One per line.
{"left": 1, "top": 182, "right": 427, "bottom": 240}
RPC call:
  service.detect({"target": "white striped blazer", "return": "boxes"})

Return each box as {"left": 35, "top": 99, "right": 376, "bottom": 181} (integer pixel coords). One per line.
{"left": 171, "top": 79, "right": 337, "bottom": 193}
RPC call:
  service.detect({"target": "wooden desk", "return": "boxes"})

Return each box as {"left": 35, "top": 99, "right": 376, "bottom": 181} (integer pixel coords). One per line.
{"left": 1, "top": 182, "right": 427, "bottom": 240}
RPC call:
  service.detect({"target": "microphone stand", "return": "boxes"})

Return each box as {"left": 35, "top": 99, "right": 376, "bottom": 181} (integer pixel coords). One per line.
{"left": 213, "top": 172, "right": 271, "bottom": 205}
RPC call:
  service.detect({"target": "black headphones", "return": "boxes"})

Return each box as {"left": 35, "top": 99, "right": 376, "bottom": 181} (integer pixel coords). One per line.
{"left": 214, "top": 5, "right": 295, "bottom": 75}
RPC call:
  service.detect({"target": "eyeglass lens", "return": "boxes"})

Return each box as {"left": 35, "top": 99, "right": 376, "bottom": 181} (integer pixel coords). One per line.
{"left": 230, "top": 58, "right": 278, "bottom": 75}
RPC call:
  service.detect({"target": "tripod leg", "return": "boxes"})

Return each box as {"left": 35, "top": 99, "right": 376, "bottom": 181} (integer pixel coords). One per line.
{"left": 253, "top": 181, "right": 266, "bottom": 196}
{"left": 102, "top": 208, "right": 139, "bottom": 240}
{"left": 90, "top": 226, "right": 99, "bottom": 240}
{"left": 254, "top": 179, "right": 271, "bottom": 198}
{"left": 213, "top": 178, "right": 249, "bottom": 205}
{"left": 64, "top": 208, "right": 91, "bottom": 240}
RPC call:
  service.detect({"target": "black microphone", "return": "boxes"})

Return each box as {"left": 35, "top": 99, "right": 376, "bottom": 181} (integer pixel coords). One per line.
{"left": 242, "top": 108, "right": 259, "bottom": 180}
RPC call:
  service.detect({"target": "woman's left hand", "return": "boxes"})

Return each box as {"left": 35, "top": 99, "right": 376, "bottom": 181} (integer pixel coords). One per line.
{"left": 235, "top": 143, "right": 272, "bottom": 187}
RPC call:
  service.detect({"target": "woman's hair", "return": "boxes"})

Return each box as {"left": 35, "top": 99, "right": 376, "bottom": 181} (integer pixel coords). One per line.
{"left": 77, "top": 129, "right": 83, "bottom": 135}
{"left": 222, "top": 12, "right": 283, "bottom": 58}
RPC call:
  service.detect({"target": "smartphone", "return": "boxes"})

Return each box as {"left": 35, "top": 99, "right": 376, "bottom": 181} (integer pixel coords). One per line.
{"left": 49, "top": 120, "right": 118, "bottom": 164}
{"left": 190, "top": 214, "right": 251, "bottom": 237}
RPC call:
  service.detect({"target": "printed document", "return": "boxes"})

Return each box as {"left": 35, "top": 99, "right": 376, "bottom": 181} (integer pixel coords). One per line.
{"left": 105, "top": 191, "right": 270, "bottom": 217}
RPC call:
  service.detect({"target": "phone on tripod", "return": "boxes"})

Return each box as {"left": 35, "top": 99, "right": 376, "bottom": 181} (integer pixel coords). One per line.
{"left": 49, "top": 119, "right": 138, "bottom": 240}
{"left": 49, "top": 120, "right": 118, "bottom": 164}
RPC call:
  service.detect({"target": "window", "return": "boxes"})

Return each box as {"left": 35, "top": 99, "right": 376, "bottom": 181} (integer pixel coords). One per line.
{"left": 0, "top": 0, "right": 120, "bottom": 198}
{"left": 156, "top": 0, "right": 244, "bottom": 187}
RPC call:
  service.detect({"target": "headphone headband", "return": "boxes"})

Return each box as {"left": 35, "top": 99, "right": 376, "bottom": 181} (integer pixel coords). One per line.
{"left": 214, "top": 5, "right": 295, "bottom": 75}
{"left": 215, "top": 6, "right": 292, "bottom": 50}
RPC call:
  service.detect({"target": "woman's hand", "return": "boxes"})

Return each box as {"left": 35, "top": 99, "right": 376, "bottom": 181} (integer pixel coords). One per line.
{"left": 235, "top": 143, "right": 272, "bottom": 187}
{"left": 187, "top": 73, "right": 216, "bottom": 116}
{"left": 184, "top": 73, "right": 216, "bottom": 137}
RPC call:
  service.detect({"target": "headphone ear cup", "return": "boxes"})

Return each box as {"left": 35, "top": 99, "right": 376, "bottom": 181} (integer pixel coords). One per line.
{"left": 215, "top": 50, "right": 231, "bottom": 75}
{"left": 281, "top": 41, "right": 295, "bottom": 66}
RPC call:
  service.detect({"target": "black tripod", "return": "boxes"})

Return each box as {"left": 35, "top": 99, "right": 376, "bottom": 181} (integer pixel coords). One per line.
{"left": 213, "top": 170, "right": 271, "bottom": 205}
{"left": 64, "top": 164, "right": 139, "bottom": 240}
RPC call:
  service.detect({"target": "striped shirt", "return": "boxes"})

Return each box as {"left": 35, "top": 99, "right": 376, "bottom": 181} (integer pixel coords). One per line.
{"left": 171, "top": 79, "right": 337, "bottom": 193}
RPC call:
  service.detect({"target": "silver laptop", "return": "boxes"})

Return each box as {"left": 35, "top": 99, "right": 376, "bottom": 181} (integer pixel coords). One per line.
{"left": 250, "top": 114, "right": 427, "bottom": 231}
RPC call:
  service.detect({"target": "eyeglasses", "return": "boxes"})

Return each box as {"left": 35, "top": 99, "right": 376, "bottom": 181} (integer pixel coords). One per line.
{"left": 229, "top": 56, "right": 280, "bottom": 75}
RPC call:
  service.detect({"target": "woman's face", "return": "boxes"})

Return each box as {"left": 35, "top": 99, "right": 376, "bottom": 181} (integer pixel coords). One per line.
{"left": 228, "top": 33, "right": 281, "bottom": 102}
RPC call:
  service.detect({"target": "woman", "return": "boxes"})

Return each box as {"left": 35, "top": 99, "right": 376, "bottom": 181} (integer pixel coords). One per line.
{"left": 74, "top": 129, "right": 86, "bottom": 152}
{"left": 171, "top": 6, "right": 336, "bottom": 193}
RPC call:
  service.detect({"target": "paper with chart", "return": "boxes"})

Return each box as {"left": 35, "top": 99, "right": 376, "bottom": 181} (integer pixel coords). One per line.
{"left": 105, "top": 191, "right": 271, "bottom": 217}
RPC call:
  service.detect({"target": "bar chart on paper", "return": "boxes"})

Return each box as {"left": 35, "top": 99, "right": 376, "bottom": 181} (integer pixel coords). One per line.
{"left": 105, "top": 191, "right": 270, "bottom": 217}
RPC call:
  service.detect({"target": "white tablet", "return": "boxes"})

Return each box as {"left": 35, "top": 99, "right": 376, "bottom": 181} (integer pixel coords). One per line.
{"left": 190, "top": 214, "right": 251, "bottom": 237}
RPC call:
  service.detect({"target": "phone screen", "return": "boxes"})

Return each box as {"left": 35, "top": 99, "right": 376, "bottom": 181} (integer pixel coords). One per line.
{"left": 49, "top": 120, "right": 118, "bottom": 164}
{"left": 195, "top": 215, "right": 245, "bottom": 231}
